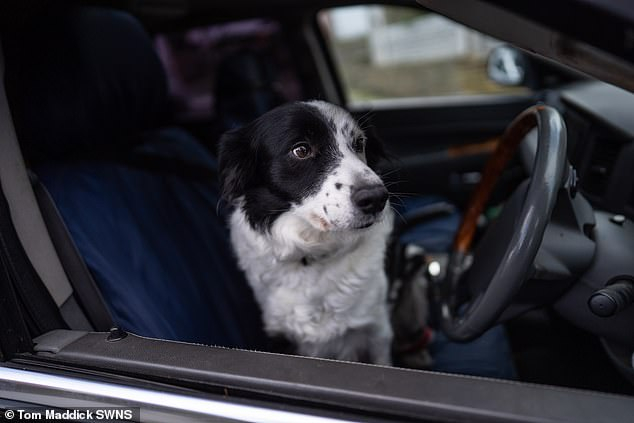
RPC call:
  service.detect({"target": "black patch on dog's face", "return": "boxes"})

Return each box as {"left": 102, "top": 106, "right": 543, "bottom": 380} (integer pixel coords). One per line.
{"left": 219, "top": 102, "right": 343, "bottom": 231}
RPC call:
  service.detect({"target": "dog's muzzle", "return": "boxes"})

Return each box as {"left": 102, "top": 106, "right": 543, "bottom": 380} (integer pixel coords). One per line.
{"left": 352, "top": 184, "right": 388, "bottom": 215}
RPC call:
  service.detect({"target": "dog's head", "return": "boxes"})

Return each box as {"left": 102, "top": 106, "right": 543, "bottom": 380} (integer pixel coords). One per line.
{"left": 218, "top": 100, "right": 389, "bottom": 233}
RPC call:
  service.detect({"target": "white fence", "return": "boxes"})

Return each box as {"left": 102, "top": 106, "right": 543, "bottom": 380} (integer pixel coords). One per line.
{"left": 367, "top": 15, "right": 499, "bottom": 66}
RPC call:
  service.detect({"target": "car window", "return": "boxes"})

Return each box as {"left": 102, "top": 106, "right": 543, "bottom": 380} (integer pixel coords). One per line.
{"left": 318, "top": 5, "right": 528, "bottom": 106}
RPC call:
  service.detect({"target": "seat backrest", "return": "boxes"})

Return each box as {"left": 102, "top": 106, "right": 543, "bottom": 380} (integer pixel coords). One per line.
{"left": 3, "top": 6, "right": 267, "bottom": 349}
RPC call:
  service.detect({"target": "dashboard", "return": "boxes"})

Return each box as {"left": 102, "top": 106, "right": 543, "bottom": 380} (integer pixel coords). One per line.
{"left": 559, "top": 81, "right": 634, "bottom": 219}
{"left": 549, "top": 81, "right": 634, "bottom": 382}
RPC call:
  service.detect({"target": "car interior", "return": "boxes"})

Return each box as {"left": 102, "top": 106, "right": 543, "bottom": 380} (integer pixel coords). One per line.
{"left": 1, "top": 0, "right": 634, "bottom": 421}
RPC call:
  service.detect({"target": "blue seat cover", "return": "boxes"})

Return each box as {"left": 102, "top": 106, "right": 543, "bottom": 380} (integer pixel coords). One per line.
{"left": 36, "top": 129, "right": 268, "bottom": 348}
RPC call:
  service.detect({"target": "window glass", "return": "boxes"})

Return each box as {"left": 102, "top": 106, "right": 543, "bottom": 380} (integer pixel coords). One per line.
{"left": 318, "top": 5, "right": 527, "bottom": 105}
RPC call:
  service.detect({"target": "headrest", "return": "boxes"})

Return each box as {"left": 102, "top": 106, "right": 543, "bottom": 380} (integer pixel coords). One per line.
{"left": 3, "top": 6, "right": 168, "bottom": 160}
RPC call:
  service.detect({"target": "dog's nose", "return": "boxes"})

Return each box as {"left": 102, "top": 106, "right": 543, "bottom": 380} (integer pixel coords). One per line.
{"left": 352, "top": 185, "right": 388, "bottom": 215}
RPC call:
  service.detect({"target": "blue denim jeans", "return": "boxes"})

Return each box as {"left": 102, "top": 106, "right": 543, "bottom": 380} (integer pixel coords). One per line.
{"left": 396, "top": 196, "right": 518, "bottom": 380}
{"left": 430, "top": 325, "right": 517, "bottom": 379}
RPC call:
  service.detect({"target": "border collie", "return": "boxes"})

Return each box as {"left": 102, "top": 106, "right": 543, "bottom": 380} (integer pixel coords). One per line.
{"left": 219, "top": 101, "right": 393, "bottom": 364}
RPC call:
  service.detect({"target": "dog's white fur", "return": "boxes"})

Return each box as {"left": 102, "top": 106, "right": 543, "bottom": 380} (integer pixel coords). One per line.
{"left": 228, "top": 101, "right": 394, "bottom": 364}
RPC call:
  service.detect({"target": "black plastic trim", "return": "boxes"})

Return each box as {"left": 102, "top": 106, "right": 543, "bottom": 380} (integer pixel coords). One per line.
{"left": 22, "top": 331, "right": 634, "bottom": 423}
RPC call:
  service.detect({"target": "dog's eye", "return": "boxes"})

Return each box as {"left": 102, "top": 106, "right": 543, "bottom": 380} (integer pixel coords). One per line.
{"left": 352, "top": 137, "right": 365, "bottom": 154}
{"left": 291, "top": 143, "right": 312, "bottom": 159}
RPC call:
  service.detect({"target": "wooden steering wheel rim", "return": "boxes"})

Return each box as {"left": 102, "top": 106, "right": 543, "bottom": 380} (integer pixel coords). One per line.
{"left": 454, "top": 105, "right": 546, "bottom": 254}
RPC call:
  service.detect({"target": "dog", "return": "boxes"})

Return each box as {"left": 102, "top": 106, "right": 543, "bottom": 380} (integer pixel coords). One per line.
{"left": 218, "top": 100, "right": 393, "bottom": 364}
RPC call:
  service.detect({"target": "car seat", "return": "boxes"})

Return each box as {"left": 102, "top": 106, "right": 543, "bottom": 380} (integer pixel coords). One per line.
{"left": 3, "top": 6, "right": 268, "bottom": 349}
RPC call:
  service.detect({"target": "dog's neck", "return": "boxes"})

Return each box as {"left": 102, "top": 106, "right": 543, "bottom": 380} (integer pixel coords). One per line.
{"left": 299, "top": 243, "right": 356, "bottom": 266}
{"left": 299, "top": 254, "right": 324, "bottom": 266}
{"left": 230, "top": 205, "right": 390, "bottom": 267}
{"left": 267, "top": 212, "right": 366, "bottom": 264}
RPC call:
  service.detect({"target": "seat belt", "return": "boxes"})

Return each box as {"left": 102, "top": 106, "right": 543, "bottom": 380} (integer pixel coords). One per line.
{"left": 31, "top": 174, "right": 114, "bottom": 331}
{"left": 0, "top": 184, "right": 67, "bottom": 337}
{"left": 0, "top": 39, "right": 93, "bottom": 330}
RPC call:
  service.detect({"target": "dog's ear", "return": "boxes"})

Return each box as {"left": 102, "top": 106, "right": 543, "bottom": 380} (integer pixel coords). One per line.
{"left": 364, "top": 125, "right": 390, "bottom": 170}
{"left": 218, "top": 125, "right": 257, "bottom": 204}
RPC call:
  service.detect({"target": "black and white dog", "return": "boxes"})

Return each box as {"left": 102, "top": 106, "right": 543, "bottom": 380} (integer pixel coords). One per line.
{"left": 219, "top": 101, "right": 393, "bottom": 364}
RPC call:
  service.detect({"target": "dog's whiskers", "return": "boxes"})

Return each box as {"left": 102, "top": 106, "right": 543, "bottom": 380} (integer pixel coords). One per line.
{"left": 390, "top": 204, "right": 407, "bottom": 224}
{"left": 383, "top": 180, "right": 407, "bottom": 189}
{"left": 388, "top": 196, "right": 406, "bottom": 207}
{"left": 215, "top": 198, "right": 225, "bottom": 216}
{"left": 378, "top": 168, "right": 402, "bottom": 180}
{"left": 356, "top": 109, "right": 375, "bottom": 129}
{"left": 388, "top": 191, "right": 417, "bottom": 198}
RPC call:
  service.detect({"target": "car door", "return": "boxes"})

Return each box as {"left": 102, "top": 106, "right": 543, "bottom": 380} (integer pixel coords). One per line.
{"left": 315, "top": 4, "right": 537, "bottom": 206}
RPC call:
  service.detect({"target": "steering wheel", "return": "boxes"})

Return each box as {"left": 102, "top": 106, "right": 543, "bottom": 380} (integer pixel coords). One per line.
{"left": 439, "top": 105, "right": 568, "bottom": 342}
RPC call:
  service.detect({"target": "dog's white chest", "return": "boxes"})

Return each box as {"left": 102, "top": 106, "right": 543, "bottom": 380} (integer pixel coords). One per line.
{"left": 229, "top": 206, "right": 393, "bottom": 363}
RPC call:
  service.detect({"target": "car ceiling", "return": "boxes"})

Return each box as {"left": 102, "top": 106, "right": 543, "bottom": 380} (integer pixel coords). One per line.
{"left": 107, "top": 0, "right": 634, "bottom": 94}
{"left": 478, "top": 0, "right": 634, "bottom": 68}
{"left": 2, "top": 0, "right": 634, "bottom": 93}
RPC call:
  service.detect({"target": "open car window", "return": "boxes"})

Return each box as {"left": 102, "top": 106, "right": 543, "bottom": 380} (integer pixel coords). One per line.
{"left": 318, "top": 5, "right": 528, "bottom": 107}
